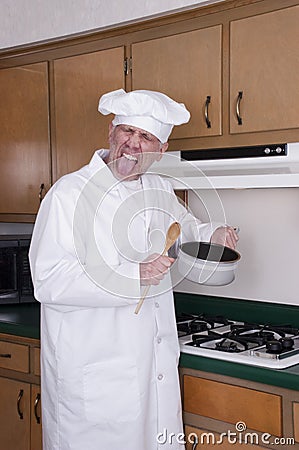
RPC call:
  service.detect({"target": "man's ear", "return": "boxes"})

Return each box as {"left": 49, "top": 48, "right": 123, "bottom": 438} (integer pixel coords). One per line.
{"left": 108, "top": 122, "right": 115, "bottom": 140}
{"left": 156, "top": 142, "right": 168, "bottom": 161}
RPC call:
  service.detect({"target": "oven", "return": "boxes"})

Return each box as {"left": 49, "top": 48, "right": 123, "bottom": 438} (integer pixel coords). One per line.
{"left": 0, "top": 236, "right": 35, "bottom": 304}
{"left": 177, "top": 312, "right": 299, "bottom": 369}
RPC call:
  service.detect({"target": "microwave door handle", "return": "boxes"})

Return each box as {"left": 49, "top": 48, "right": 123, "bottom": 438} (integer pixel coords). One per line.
{"left": 13, "top": 252, "right": 18, "bottom": 290}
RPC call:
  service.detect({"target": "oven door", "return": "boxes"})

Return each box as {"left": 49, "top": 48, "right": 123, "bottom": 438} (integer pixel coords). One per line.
{"left": 0, "top": 241, "right": 19, "bottom": 304}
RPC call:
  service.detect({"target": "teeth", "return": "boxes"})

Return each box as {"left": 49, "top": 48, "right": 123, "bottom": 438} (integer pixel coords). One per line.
{"left": 123, "top": 153, "right": 138, "bottom": 162}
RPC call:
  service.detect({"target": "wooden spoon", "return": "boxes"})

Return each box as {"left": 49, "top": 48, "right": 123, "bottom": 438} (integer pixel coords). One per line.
{"left": 134, "top": 222, "right": 181, "bottom": 314}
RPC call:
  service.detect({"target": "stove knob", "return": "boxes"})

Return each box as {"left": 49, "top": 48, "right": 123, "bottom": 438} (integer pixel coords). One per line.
{"left": 266, "top": 340, "right": 282, "bottom": 354}
{"left": 280, "top": 337, "right": 294, "bottom": 350}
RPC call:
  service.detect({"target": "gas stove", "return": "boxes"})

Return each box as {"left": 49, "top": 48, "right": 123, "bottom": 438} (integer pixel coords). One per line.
{"left": 177, "top": 313, "right": 299, "bottom": 369}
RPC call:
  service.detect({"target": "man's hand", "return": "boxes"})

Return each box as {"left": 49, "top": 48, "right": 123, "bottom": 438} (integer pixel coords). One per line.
{"left": 210, "top": 226, "right": 239, "bottom": 250}
{"left": 140, "top": 253, "right": 175, "bottom": 286}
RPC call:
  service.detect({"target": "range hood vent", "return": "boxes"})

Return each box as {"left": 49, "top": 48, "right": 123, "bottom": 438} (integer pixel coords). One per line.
{"left": 151, "top": 143, "right": 299, "bottom": 189}
{"left": 181, "top": 143, "right": 287, "bottom": 161}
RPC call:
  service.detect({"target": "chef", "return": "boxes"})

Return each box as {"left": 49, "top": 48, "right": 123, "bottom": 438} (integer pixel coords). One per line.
{"left": 29, "top": 88, "right": 238, "bottom": 450}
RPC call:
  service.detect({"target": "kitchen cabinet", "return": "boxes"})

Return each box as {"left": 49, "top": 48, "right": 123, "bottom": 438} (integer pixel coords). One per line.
{"left": 180, "top": 367, "right": 299, "bottom": 449}
{"left": 294, "top": 403, "right": 299, "bottom": 443}
{"left": 53, "top": 46, "right": 125, "bottom": 180}
{"left": 183, "top": 374, "right": 282, "bottom": 436}
{"left": 230, "top": 5, "right": 299, "bottom": 135}
{"left": 1, "top": 0, "right": 299, "bottom": 219}
{"left": 131, "top": 2, "right": 299, "bottom": 150}
{"left": 131, "top": 26, "right": 222, "bottom": 140}
{"left": 0, "top": 62, "right": 51, "bottom": 216}
{"left": 0, "top": 334, "right": 41, "bottom": 450}
{"left": 31, "top": 384, "right": 42, "bottom": 450}
{"left": 184, "top": 425, "right": 265, "bottom": 449}
{"left": 0, "top": 377, "right": 31, "bottom": 450}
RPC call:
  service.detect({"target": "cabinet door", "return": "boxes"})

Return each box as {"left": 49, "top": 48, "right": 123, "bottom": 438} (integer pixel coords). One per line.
{"left": 294, "top": 402, "right": 299, "bottom": 443}
{"left": 183, "top": 375, "right": 282, "bottom": 436}
{"left": 230, "top": 5, "right": 299, "bottom": 134}
{"left": 184, "top": 425, "right": 267, "bottom": 449}
{"left": 0, "top": 62, "right": 50, "bottom": 214}
{"left": 0, "top": 377, "right": 30, "bottom": 450}
{"left": 31, "top": 384, "right": 42, "bottom": 450}
{"left": 53, "top": 47, "right": 125, "bottom": 179}
{"left": 132, "top": 26, "right": 222, "bottom": 140}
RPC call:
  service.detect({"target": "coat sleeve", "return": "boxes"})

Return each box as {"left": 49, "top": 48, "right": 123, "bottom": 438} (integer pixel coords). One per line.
{"left": 29, "top": 183, "right": 141, "bottom": 311}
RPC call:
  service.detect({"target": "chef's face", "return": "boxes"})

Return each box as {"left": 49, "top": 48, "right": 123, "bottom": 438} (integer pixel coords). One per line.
{"left": 105, "top": 124, "right": 168, "bottom": 181}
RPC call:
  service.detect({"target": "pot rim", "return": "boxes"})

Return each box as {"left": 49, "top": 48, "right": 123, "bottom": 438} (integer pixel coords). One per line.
{"left": 179, "top": 241, "right": 241, "bottom": 265}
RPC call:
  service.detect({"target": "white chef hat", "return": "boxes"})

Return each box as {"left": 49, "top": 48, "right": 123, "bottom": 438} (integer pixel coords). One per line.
{"left": 98, "top": 89, "right": 190, "bottom": 143}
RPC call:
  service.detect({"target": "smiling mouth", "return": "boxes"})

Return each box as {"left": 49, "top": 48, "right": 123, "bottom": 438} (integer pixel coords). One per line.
{"left": 122, "top": 152, "right": 138, "bottom": 163}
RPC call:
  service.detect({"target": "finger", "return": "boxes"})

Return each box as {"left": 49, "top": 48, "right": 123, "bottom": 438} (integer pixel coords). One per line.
{"left": 150, "top": 256, "right": 173, "bottom": 273}
{"left": 224, "top": 228, "right": 239, "bottom": 249}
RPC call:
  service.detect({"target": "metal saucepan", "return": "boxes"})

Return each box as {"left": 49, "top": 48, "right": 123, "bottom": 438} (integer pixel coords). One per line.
{"left": 177, "top": 241, "right": 241, "bottom": 286}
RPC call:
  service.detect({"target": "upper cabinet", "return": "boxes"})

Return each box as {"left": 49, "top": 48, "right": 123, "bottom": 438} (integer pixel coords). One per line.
{"left": 0, "top": 62, "right": 50, "bottom": 215}
{"left": 230, "top": 6, "right": 299, "bottom": 134}
{"left": 130, "top": 2, "right": 299, "bottom": 151}
{"left": 0, "top": 0, "right": 299, "bottom": 219}
{"left": 131, "top": 26, "right": 222, "bottom": 140}
{"left": 53, "top": 47, "right": 125, "bottom": 180}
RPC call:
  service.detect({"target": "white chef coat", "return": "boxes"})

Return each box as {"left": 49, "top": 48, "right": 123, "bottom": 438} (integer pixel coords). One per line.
{"left": 29, "top": 150, "right": 222, "bottom": 450}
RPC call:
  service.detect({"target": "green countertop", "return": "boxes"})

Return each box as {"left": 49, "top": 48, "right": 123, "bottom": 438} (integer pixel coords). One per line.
{"left": 1, "top": 295, "right": 299, "bottom": 391}
{"left": 0, "top": 302, "right": 40, "bottom": 339}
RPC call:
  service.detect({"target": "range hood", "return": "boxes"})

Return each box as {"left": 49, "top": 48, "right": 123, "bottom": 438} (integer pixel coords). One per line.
{"left": 151, "top": 143, "right": 299, "bottom": 189}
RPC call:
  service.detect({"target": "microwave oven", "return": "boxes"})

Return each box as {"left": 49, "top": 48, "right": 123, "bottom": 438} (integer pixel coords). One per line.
{"left": 0, "top": 235, "right": 36, "bottom": 304}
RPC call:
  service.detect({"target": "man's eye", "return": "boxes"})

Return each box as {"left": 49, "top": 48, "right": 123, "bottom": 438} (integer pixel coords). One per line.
{"left": 121, "top": 126, "right": 132, "bottom": 133}
{"left": 142, "top": 134, "right": 152, "bottom": 141}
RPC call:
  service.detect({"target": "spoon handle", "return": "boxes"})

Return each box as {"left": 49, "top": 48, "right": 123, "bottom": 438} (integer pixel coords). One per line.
{"left": 134, "top": 285, "right": 150, "bottom": 314}
{"left": 134, "top": 244, "right": 171, "bottom": 315}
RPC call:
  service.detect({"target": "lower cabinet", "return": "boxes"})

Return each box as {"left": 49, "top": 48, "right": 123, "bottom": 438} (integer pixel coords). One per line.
{"left": 31, "top": 384, "right": 42, "bottom": 450}
{"left": 294, "top": 403, "right": 299, "bottom": 443}
{"left": 185, "top": 425, "right": 266, "bottom": 450}
{"left": 0, "top": 334, "right": 41, "bottom": 450}
{"left": 0, "top": 377, "right": 31, "bottom": 450}
{"left": 180, "top": 368, "right": 299, "bottom": 449}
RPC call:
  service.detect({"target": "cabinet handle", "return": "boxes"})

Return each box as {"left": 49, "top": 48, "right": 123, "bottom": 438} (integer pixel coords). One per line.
{"left": 39, "top": 183, "right": 45, "bottom": 203}
{"left": 0, "top": 353, "right": 11, "bottom": 358}
{"left": 34, "top": 393, "right": 41, "bottom": 424}
{"left": 17, "top": 389, "right": 24, "bottom": 420}
{"left": 190, "top": 435, "right": 198, "bottom": 450}
{"left": 204, "top": 95, "right": 211, "bottom": 128}
{"left": 236, "top": 91, "right": 243, "bottom": 125}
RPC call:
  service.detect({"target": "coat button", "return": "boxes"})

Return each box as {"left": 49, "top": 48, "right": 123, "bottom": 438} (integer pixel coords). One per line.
{"left": 157, "top": 337, "right": 162, "bottom": 344}
{"left": 155, "top": 302, "right": 160, "bottom": 308}
{"left": 157, "top": 374, "right": 164, "bottom": 381}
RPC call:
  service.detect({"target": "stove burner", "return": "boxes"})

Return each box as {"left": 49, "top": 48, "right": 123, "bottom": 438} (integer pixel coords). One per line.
{"left": 266, "top": 337, "right": 295, "bottom": 354}
{"left": 176, "top": 313, "right": 232, "bottom": 337}
{"left": 188, "top": 332, "right": 249, "bottom": 353}
{"left": 177, "top": 312, "right": 299, "bottom": 368}
{"left": 215, "top": 339, "right": 246, "bottom": 353}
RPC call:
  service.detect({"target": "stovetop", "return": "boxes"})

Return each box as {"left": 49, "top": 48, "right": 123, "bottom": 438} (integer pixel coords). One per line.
{"left": 177, "top": 313, "right": 299, "bottom": 369}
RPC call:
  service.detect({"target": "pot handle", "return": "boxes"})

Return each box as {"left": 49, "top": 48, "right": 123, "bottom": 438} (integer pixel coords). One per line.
{"left": 234, "top": 226, "right": 240, "bottom": 235}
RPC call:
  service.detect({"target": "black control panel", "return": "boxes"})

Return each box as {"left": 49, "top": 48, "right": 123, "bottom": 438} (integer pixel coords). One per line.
{"left": 181, "top": 144, "right": 287, "bottom": 161}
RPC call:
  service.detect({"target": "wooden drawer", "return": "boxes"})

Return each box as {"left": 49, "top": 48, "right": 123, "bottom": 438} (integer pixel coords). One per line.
{"left": 0, "top": 341, "right": 29, "bottom": 373}
{"left": 33, "top": 347, "right": 40, "bottom": 376}
{"left": 184, "top": 425, "right": 268, "bottom": 449}
{"left": 294, "top": 402, "right": 299, "bottom": 443}
{"left": 183, "top": 375, "right": 282, "bottom": 436}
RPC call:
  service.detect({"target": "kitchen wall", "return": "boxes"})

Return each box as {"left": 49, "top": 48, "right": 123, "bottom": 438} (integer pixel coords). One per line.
{"left": 173, "top": 187, "right": 299, "bottom": 306}
{"left": 0, "top": 0, "right": 223, "bottom": 49}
